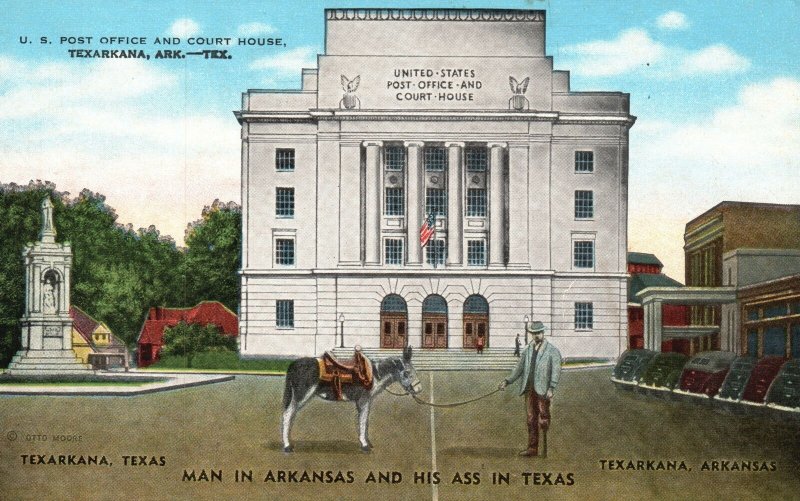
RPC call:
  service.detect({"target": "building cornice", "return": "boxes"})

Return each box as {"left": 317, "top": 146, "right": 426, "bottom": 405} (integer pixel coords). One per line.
{"left": 236, "top": 109, "right": 636, "bottom": 127}
{"left": 240, "top": 268, "right": 628, "bottom": 279}
{"left": 325, "top": 9, "right": 545, "bottom": 22}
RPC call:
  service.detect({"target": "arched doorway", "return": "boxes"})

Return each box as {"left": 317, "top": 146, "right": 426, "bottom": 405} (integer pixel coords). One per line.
{"left": 463, "top": 295, "right": 489, "bottom": 349}
{"left": 422, "top": 295, "right": 448, "bottom": 348}
{"left": 380, "top": 294, "right": 407, "bottom": 348}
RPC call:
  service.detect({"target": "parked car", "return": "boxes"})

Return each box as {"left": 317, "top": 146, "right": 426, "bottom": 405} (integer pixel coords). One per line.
{"left": 674, "top": 351, "right": 737, "bottom": 399}
{"left": 766, "top": 359, "right": 800, "bottom": 414}
{"left": 637, "top": 352, "right": 688, "bottom": 394}
{"left": 715, "top": 356, "right": 758, "bottom": 403}
{"left": 741, "top": 356, "right": 788, "bottom": 406}
{"left": 611, "top": 349, "right": 657, "bottom": 389}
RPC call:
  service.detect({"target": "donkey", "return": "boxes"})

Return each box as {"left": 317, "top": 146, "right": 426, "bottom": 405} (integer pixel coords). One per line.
{"left": 281, "top": 346, "right": 419, "bottom": 452}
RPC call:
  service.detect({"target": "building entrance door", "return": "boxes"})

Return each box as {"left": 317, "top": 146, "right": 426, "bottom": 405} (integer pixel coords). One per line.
{"left": 422, "top": 295, "right": 448, "bottom": 349}
{"left": 462, "top": 295, "right": 489, "bottom": 349}
{"left": 381, "top": 314, "right": 407, "bottom": 348}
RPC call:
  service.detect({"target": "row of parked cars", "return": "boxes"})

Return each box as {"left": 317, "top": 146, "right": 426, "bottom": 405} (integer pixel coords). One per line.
{"left": 611, "top": 349, "right": 800, "bottom": 416}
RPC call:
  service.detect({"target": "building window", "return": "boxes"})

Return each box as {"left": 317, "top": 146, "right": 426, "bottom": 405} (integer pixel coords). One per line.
{"left": 275, "top": 238, "right": 295, "bottom": 266}
{"left": 575, "top": 302, "right": 594, "bottom": 329}
{"left": 465, "top": 147, "right": 488, "bottom": 171}
{"left": 574, "top": 190, "right": 594, "bottom": 219}
{"left": 425, "top": 239, "right": 446, "bottom": 266}
{"left": 424, "top": 146, "right": 447, "bottom": 171}
{"left": 575, "top": 151, "right": 593, "bottom": 173}
{"left": 466, "top": 188, "right": 487, "bottom": 217}
{"left": 276, "top": 187, "right": 295, "bottom": 218}
{"left": 573, "top": 240, "right": 594, "bottom": 268}
{"left": 385, "top": 145, "right": 405, "bottom": 171}
{"left": 467, "top": 240, "right": 486, "bottom": 266}
{"left": 425, "top": 188, "right": 447, "bottom": 217}
{"left": 384, "top": 187, "right": 404, "bottom": 216}
{"left": 385, "top": 238, "right": 404, "bottom": 265}
{"left": 276, "top": 149, "right": 295, "bottom": 171}
{"left": 276, "top": 300, "right": 294, "bottom": 328}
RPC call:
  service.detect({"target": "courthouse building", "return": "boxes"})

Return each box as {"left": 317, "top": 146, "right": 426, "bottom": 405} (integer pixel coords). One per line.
{"left": 236, "top": 9, "right": 635, "bottom": 358}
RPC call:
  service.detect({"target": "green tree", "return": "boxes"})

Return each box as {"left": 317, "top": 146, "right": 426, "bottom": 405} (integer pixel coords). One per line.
{"left": 181, "top": 200, "right": 241, "bottom": 312}
{"left": 160, "top": 321, "right": 236, "bottom": 368}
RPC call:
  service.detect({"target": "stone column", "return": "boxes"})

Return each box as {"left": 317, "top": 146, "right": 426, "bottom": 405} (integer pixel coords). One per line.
{"left": 643, "top": 299, "right": 663, "bottom": 351}
{"left": 488, "top": 142, "right": 507, "bottom": 267}
{"left": 364, "top": 141, "right": 383, "bottom": 265}
{"left": 405, "top": 141, "right": 424, "bottom": 266}
{"left": 445, "top": 142, "right": 464, "bottom": 266}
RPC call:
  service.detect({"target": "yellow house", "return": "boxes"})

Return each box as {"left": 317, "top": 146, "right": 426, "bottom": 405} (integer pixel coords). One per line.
{"left": 70, "top": 306, "right": 128, "bottom": 369}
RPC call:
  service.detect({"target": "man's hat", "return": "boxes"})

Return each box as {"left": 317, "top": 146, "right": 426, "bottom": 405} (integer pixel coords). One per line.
{"left": 525, "top": 321, "right": 545, "bottom": 334}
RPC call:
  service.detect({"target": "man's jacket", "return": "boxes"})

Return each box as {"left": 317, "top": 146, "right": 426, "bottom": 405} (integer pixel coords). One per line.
{"left": 505, "top": 339, "right": 562, "bottom": 396}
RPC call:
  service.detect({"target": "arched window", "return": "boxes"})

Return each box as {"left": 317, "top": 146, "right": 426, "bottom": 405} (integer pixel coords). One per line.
{"left": 422, "top": 295, "right": 448, "bottom": 348}
{"left": 463, "top": 294, "right": 489, "bottom": 348}
{"left": 380, "top": 294, "right": 407, "bottom": 348}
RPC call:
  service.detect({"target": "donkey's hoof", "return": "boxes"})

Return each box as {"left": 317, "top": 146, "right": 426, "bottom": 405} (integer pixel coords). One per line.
{"left": 360, "top": 445, "right": 371, "bottom": 453}
{"left": 283, "top": 446, "right": 294, "bottom": 453}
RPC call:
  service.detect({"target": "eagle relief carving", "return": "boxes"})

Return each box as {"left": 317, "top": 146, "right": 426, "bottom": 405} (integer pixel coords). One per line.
{"left": 340, "top": 75, "right": 361, "bottom": 109}
{"left": 508, "top": 76, "right": 530, "bottom": 111}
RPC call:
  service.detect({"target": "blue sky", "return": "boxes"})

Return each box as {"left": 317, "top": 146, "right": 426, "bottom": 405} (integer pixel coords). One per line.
{"left": 1, "top": 0, "right": 798, "bottom": 278}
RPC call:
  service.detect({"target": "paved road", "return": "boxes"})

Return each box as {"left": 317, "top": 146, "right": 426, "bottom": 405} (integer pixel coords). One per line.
{"left": 1, "top": 368, "right": 797, "bottom": 500}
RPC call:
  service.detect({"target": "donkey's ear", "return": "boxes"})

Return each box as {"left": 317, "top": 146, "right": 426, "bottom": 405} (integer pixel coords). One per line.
{"left": 403, "top": 345, "right": 412, "bottom": 362}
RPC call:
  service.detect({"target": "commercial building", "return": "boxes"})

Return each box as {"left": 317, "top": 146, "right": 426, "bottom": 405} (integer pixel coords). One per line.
{"left": 236, "top": 9, "right": 634, "bottom": 358}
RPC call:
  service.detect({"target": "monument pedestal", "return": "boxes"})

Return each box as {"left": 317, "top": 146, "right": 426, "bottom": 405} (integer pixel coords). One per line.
{"left": 4, "top": 197, "right": 92, "bottom": 376}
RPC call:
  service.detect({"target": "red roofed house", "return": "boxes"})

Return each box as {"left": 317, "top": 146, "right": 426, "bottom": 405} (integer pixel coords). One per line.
{"left": 136, "top": 301, "right": 239, "bottom": 367}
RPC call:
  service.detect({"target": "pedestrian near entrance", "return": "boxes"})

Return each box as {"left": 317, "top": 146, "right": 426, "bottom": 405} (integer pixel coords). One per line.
{"left": 476, "top": 332, "right": 485, "bottom": 354}
{"left": 514, "top": 334, "right": 521, "bottom": 357}
{"left": 499, "top": 321, "right": 562, "bottom": 457}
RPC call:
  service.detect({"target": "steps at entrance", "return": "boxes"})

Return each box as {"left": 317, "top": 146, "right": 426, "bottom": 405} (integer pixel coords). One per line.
{"left": 331, "top": 347, "right": 519, "bottom": 371}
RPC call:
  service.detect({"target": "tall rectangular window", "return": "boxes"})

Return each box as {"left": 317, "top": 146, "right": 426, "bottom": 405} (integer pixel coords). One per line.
{"left": 425, "top": 239, "right": 446, "bottom": 266}
{"left": 424, "top": 146, "right": 447, "bottom": 171}
{"left": 574, "top": 190, "right": 594, "bottom": 219}
{"left": 575, "top": 151, "right": 594, "bottom": 172}
{"left": 466, "top": 188, "right": 487, "bottom": 217}
{"left": 466, "top": 147, "right": 488, "bottom": 171}
{"left": 384, "top": 146, "right": 405, "bottom": 171}
{"left": 276, "top": 300, "right": 294, "bottom": 328}
{"left": 275, "top": 238, "right": 295, "bottom": 266}
{"left": 425, "top": 188, "right": 447, "bottom": 217}
{"left": 384, "top": 238, "right": 404, "bottom": 265}
{"left": 384, "top": 187, "right": 404, "bottom": 216}
{"left": 276, "top": 149, "right": 295, "bottom": 171}
{"left": 467, "top": 240, "right": 486, "bottom": 266}
{"left": 573, "top": 241, "right": 594, "bottom": 268}
{"left": 575, "top": 302, "right": 594, "bottom": 329}
{"left": 276, "top": 187, "right": 295, "bottom": 218}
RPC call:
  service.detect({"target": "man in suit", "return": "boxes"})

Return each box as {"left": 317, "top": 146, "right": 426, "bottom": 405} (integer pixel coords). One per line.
{"left": 499, "top": 321, "right": 562, "bottom": 457}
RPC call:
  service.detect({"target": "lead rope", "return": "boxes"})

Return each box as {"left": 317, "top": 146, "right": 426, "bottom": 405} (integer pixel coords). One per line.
{"left": 385, "top": 385, "right": 503, "bottom": 408}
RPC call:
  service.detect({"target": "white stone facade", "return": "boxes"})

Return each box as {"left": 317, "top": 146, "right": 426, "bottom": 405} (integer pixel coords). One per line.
{"left": 237, "top": 9, "right": 634, "bottom": 359}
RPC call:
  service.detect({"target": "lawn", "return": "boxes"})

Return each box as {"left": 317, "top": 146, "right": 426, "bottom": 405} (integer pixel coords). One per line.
{"left": 1, "top": 369, "right": 798, "bottom": 500}
{"left": 146, "top": 351, "right": 292, "bottom": 372}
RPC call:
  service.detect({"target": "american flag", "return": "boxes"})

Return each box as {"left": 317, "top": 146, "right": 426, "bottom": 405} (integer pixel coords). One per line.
{"left": 419, "top": 212, "right": 436, "bottom": 247}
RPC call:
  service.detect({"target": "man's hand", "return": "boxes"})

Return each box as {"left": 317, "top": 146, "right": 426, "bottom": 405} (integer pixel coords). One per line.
{"left": 498, "top": 380, "right": 507, "bottom": 391}
{"left": 545, "top": 388, "right": 554, "bottom": 399}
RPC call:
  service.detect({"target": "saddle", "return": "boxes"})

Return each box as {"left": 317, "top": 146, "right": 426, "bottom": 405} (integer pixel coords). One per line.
{"left": 318, "top": 349, "right": 373, "bottom": 400}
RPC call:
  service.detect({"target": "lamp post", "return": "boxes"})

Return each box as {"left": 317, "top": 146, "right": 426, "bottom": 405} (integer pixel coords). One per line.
{"left": 523, "top": 314, "right": 530, "bottom": 345}
{"left": 339, "top": 313, "right": 345, "bottom": 348}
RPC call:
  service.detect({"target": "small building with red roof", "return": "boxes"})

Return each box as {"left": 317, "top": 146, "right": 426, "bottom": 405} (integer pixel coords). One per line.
{"left": 136, "top": 301, "right": 238, "bottom": 367}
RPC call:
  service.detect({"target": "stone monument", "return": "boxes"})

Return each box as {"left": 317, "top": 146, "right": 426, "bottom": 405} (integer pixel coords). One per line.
{"left": 6, "top": 198, "right": 91, "bottom": 374}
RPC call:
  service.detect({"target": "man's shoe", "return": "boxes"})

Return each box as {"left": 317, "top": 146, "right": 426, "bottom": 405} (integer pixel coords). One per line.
{"left": 518, "top": 449, "right": 538, "bottom": 457}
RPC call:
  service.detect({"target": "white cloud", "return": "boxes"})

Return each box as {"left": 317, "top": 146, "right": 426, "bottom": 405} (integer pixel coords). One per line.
{"left": 250, "top": 46, "right": 318, "bottom": 85}
{"left": 559, "top": 29, "right": 749, "bottom": 78}
{"left": 681, "top": 44, "right": 751, "bottom": 75}
{"left": 560, "top": 29, "right": 664, "bottom": 77}
{"left": 629, "top": 78, "right": 800, "bottom": 278}
{"left": 656, "top": 11, "right": 689, "bottom": 30}
{"left": 237, "top": 22, "right": 276, "bottom": 37}
{"left": 167, "top": 18, "right": 201, "bottom": 38}
{"left": 0, "top": 56, "right": 238, "bottom": 244}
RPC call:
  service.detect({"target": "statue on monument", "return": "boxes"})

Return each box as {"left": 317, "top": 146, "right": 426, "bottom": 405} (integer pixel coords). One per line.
{"left": 42, "top": 271, "right": 58, "bottom": 314}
